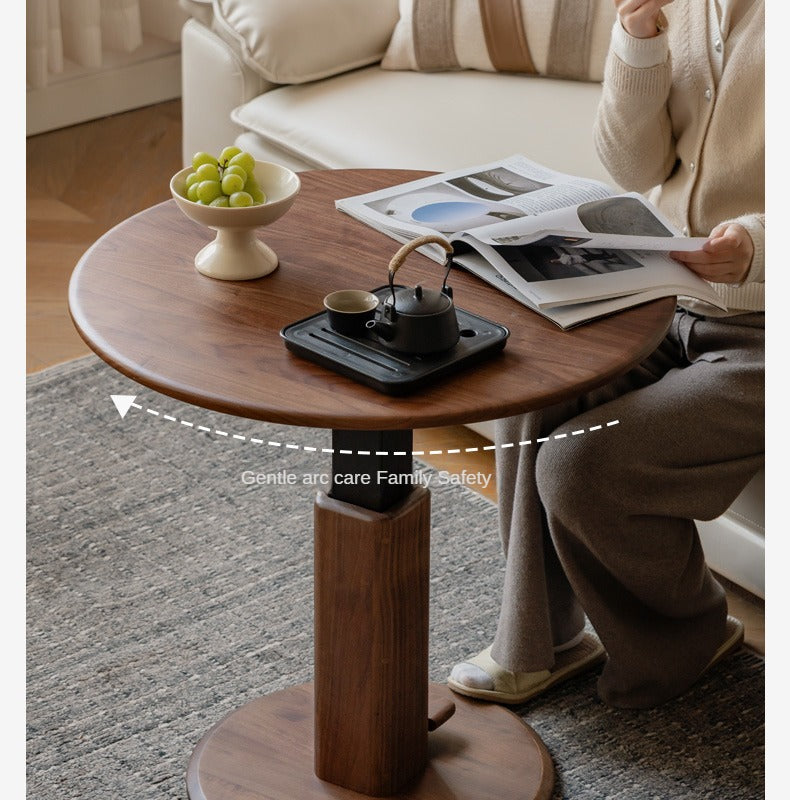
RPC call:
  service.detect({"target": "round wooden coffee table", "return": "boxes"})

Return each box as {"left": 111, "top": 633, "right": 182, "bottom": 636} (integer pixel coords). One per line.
{"left": 69, "top": 169, "right": 675, "bottom": 800}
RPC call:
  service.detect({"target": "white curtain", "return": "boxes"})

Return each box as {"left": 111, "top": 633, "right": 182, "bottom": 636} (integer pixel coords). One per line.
{"left": 26, "top": 0, "right": 188, "bottom": 89}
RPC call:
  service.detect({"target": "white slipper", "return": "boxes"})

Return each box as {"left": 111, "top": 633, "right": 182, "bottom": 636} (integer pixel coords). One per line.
{"left": 705, "top": 615, "right": 745, "bottom": 672}
{"left": 447, "top": 633, "right": 606, "bottom": 705}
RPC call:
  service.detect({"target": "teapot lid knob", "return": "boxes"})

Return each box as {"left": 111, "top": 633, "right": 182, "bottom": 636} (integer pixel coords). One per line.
{"left": 414, "top": 285, "right": 423, "bottom": 301}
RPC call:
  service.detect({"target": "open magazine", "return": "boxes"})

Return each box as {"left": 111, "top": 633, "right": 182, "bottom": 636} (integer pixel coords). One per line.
{"left": 335, "top": 155, "right": 725, "bottom": 328}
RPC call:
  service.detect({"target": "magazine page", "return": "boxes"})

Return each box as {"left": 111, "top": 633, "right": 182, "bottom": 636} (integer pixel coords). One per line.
{"left": 541, "top": 288, "right": 687, "bottom": 328}
{"left": 452, "top": 252, "right": 678, "bottom": 329}
{"left": 335, "top": 154, "right": 615, "bottom": 261}
{"left": 463, "top": 192, "right": 708, "bottom": 252}
{"left": 455, "top": 238, "right": 725, "bottom": 310}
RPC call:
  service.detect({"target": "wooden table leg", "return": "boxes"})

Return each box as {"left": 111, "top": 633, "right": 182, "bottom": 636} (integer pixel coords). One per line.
{"left": 314, "top": 485, "right": 431, "bottom": 795}
{"left": 313, "top": 429, "right": 429, "bottom": 794}
{"left": 185, "top": 429, "right": 555, "bottom": 799}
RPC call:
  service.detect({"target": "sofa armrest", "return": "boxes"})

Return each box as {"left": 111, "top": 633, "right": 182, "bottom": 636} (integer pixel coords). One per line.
{"left": 181, "top": 18, "right": 271, "bottom": 164}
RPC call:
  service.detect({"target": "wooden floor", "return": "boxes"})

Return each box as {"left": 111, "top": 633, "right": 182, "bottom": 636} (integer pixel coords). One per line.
{"left": 27, "top": 99, "right": 183, "bottom": 373}
{"left": 26, "top": 100, "right": 764, "bottom": 656}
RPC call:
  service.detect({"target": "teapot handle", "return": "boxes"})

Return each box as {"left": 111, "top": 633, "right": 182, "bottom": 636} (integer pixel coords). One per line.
{"left": 388, "top": 234, "right": 454, "bottom": 279}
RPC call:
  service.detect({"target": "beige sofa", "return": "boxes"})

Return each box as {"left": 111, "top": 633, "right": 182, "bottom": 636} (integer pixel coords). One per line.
{"left": 177, "top": 0, "right": 764, "bottom": 598}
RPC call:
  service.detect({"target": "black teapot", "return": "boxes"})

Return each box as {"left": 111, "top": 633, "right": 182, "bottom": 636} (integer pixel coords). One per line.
{"left": 366, "top": 235, "right": 460, "bottom": 355}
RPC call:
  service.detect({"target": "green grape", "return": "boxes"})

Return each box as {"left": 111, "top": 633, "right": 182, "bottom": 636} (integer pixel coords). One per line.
{"left": 224, "top": 164, "right": 247, "bottom": 182}
{"left": 221, "top": 173, "right": 245, "bottom": 195}
{"left": 197, "top": 180, "right": 222, "bottom": 203}
{"left": 195, "top": 163, "right": 221, "bottom": 182}
{"left": 192, "top": 151, "right": 218, "bottom": 170}
{"left": 242, "top": 174, "right": 265, "bottom": 205}
{"left": 228, "top": 152, "right": 256, "bottom": 176}
{"left": 179, "top": 147, "right": 265, "bottom": 206}
{"left": 219, "top": 145, "right": 241, "bottom": 165}
{"left": 247, "top": 183, "right": 266, "bottom": 205}
{"left": 229, "top": 191, "right": 253, "bottom": 207}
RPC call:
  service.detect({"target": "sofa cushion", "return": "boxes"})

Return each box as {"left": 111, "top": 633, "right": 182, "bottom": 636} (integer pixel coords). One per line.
{"left": 210, "top": 0, "right": 400, "bottom": 84}
{"left": 382, "top": 0, "right": 616, "bottom": 81}
{"left": 230, "top": 66, "right": 613, "bottom": 184}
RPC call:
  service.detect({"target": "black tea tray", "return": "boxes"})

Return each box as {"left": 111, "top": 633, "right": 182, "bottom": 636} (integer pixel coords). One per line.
{"left": 280, "top": 286, "right": 509, "bottom": 395}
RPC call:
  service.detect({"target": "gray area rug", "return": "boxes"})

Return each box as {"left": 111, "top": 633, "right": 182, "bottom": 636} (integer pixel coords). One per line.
{"left": 27, "top": 356, "right": 765, "bottom": 799}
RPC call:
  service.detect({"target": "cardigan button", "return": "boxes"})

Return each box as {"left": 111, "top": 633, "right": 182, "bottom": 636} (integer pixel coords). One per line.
{"left": 714, "top": 38, "right": 722, "bottom": 52}
{"left": 682, "top": 227, "right": 689, "bottom": 236}
{"left": 690, "top": 161, "right": 696, "bottom": 172}
{"left": 704, "top": 87, "right": 712, "bottom": 101}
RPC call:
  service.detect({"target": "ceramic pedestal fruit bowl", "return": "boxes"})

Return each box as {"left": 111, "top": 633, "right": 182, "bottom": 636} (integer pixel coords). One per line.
{"left": 170, "top": 155, "right": 301, "bottom": 281}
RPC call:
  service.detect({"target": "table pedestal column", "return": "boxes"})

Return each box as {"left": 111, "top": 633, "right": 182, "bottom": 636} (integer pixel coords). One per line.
{"left": 186, "top": 429, "right": 555, "bottom": 800}
{"left": 314, "top": 487, "right": 431, "bottom": 795}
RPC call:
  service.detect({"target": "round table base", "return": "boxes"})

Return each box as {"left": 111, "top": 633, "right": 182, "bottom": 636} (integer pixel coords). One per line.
{"left": 186, "top": 683, "right": 554, "bottom": 800}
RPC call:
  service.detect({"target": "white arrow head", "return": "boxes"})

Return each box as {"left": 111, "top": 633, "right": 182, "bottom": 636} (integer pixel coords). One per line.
{"left": 111, "top": 395, "right": 137, "bottom": 419}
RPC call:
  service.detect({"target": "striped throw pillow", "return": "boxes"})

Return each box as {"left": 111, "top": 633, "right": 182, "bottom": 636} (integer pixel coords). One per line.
{"left": 381, "top": 0, "right": 617, "bottom": 82}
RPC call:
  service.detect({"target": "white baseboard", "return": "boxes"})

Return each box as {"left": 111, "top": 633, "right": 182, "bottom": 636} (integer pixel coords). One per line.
{"left": 697, "top": 516, "right": 765, "bottom": 599}
{"left": 27, "top": 37, "right": 181, "bottom": 135}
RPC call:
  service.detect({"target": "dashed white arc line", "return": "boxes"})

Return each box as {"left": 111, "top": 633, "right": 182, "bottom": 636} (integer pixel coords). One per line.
{"left": 114, "top": 395, "right": 619, "bottom": 457}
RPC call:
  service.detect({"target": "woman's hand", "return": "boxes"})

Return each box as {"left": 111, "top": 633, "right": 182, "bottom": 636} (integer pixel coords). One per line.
{"left": 670, "top": 223, "right": 755, "bottom": 284}
{"left": 615, "top": 0, "right": 674, "bottom": 38}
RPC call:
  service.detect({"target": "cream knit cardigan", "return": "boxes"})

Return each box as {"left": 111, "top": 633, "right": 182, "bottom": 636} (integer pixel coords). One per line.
{"left": 594, "top": 1, "right": 765, "bottom": 314}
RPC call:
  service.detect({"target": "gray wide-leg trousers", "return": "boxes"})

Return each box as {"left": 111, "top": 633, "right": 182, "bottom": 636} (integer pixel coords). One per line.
{"left": 492, "top": 310, "right": 764, "bottom": 708}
